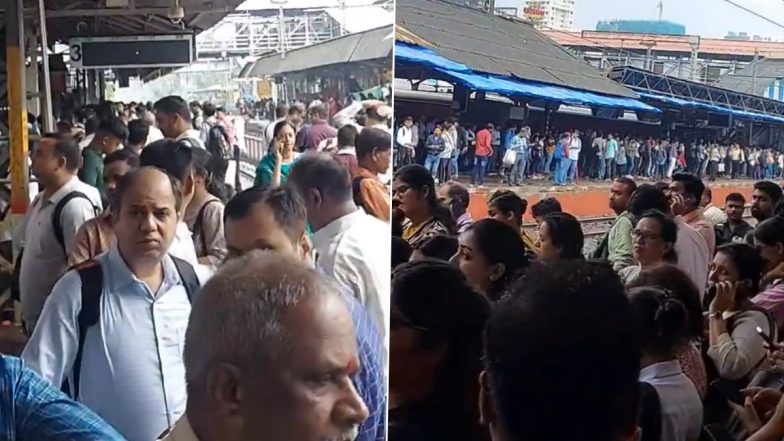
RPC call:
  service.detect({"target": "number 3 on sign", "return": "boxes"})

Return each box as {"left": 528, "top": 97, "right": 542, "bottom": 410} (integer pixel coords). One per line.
{"left": 69, "top": 42, "right": 82, "bottom": 67}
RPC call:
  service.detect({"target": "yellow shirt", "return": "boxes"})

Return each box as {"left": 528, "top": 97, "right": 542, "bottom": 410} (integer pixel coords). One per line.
{"left": 521, "top": 230, "right": 537, "bottom": 253}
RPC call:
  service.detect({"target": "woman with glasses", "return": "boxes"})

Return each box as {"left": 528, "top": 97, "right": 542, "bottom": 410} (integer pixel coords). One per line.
{"left": 389, "top": 260, "right": 491, "bottom": 441}
{"left": 619, "top": 210, "right": 678, "bottom": 284}
{"left": 393, "top": 165, "right": 457, "bottom": 249}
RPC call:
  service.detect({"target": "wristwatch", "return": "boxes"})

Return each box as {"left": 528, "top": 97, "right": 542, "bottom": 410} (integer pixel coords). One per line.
{"left": 706, "top": 310, "right": 724, "bottom": 320}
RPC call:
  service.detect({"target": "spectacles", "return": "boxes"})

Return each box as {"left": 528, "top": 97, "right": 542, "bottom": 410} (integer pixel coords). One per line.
{"left": 632, "top": 229, "right": 661, "bottom": 243}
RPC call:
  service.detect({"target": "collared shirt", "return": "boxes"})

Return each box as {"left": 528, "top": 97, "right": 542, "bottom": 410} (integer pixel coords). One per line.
{"left": 19, "top": 176, "right": 102, "bottom": 332}
{"left": 456, "top": 212, "right": 473, "bottom": 234}
{"left": 68, "top": 216, "right": 201, "bottom": 272}
{"left": 340, "top": 290, "right": 386, "bottom": 441}
{"left": 68, "top": 210, "right": 115, "bottom": 268}
{"left": 716, "top": 220, "right": 753, "bottom": 247}
{"left": 176, "top": 130, "right": 205, "bottom": 148}
{"left": 22, "top": 244, "right": 209, "bottom": 441}
{"left": 674, "top": 218, "right": 710, "bottom": 294}
{"left": 640, "top": 360, "right": 703, "bottom": 441}
{"left": 304, "top": 120, "right": 338, "bottom": 151}
{"left": 158, "top": 414, "right": 199, "bottom": 441}
{"left": 680, "top": 208, "right": 716, "bottom": 257}
{"left": 312, "top": 209, "right": 389, "bottom": 342}
{"left": 354, "top": 168, "right": 391, "bottom": 223}
{"left": 0, "top": 355, "right": 126, "bottom": 441}
{"left": 702, "top": 204, "right": 727, "bottom": 227}
{"left": 607, "top": 213, "right": 634, "bottom": 272}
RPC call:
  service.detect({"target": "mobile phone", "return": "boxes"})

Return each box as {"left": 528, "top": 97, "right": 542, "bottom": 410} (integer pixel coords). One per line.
{"left": 756, "top": 326, "right": 776, "bottom": 349}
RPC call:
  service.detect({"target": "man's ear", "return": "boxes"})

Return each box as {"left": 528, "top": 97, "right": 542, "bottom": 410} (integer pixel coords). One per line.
{"left": 206, "top": 363, "right": 244, "bottom": 420}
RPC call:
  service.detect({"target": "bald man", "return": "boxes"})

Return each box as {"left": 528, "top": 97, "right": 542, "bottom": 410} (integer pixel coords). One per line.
{"left": 158, "top": 252, "right": 369, "bottom": 441}
{"left": 23, "top": 167, "right": 208, "bottom": 441}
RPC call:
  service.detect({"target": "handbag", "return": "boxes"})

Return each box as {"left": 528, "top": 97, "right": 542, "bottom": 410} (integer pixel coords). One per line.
{"left": 503, "top": 148, "right": 517, "bottom": 167}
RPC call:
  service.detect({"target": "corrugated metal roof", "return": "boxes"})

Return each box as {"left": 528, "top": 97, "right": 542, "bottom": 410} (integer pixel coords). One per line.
{"left": 715, "top": 58, "right": 784, "bottom": 96}
{"left": 546, "top": 31, "right": 784, "bottom": 59}
{"left": 247, "top": 25, "right": 392, "bottom": 77}
{"left": 395, "top": 0, "right": 638, "bottom": 98}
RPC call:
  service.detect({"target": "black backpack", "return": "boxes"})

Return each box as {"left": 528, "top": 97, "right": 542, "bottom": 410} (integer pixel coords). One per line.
{"left": 11, "top": 191, "right": 100, "bottom": 302}
{"left": 205, "top": 123, "right": 232, "bottom": 160}
{"left": 67, "top": 256, "right": 200, "bottom": 399}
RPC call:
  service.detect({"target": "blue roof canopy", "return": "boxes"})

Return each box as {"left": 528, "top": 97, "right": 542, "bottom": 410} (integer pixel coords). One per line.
{"left": 395, "top": 42, "right": 661, "bottom": 115}
{"left": 639, "top": 91, "right": 784, "bottom": 125}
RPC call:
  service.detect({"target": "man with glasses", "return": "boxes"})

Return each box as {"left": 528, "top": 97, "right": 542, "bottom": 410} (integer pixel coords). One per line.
{"left": 223, "top": 186, "right": 386, "bottom": 441}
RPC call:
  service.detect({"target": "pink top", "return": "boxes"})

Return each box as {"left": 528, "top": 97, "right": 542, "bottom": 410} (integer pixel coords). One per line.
{"left": 675, "top": 342, "right": 707, "bottom": 398}
{"left": 752, "top": 282, "right": 784, "bottom": 333}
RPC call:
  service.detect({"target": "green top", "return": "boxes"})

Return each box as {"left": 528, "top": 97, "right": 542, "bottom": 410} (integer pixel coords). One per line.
{"left": 607, "top": 213, "right": 635, "bottom": 272}
{"left": 254, "top": 152, "right": 301, "bottom": 187}
{"left": 79, "top": 148, "right": 104, "bottom": 192}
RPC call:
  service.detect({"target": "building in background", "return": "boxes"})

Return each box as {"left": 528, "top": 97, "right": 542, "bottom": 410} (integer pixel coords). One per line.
{"left": 596, "top": 19, "right": 685, "bottom": 36}
{"left": 724, "top": 32, "right": 772, "bottom": 42}
{"left": 520, "top": 0, "right": 575, "bottom": 31}
{"left": 441, "top": 0, "right": 496, "bottom": 12}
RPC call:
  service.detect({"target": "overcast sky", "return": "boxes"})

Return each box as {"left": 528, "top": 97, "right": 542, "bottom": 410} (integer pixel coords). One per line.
{"left": 494, "top": 0, "right": 784, "bottom": 39}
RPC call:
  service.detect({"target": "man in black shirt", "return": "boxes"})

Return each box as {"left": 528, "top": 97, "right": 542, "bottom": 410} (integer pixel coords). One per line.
{"left": 715, "top": 192, "right": 753, "bottom": 246}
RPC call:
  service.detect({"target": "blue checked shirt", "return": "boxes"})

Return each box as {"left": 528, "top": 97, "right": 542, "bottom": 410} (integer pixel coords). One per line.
{"left": 343, "top": 291, "right": 387, "bottom": 441}
{"left": 0, "top": 355, "right": 126, "bottom": 441}
{"left": 316, "top": 262, "right": 386, "bottom": 441}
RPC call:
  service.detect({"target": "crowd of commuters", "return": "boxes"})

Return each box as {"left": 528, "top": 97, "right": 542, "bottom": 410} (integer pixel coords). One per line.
{"left": 392, "top": 160, "right": 784, "bottom": 441}
{"left": 1, "top": 93, "right": 393, "bottom": 441}
{"left": 396, "top": 116, "right": 784, "bottom": 187}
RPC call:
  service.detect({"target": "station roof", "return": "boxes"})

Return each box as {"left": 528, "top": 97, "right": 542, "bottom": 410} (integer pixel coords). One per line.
{"left": 29, "top": 0, "right": 246, "bottom": 43}
{"left": 715, "top": 58, "right": 784, "bottom": 96}
{"left": 244, "top": 24, "right": 392, "bottom": 78}
{"left": 395, "top": 0, "right": 638, "bottom": 99}
{"left": 545, "top": 31, "right": 784, "bottom": 60}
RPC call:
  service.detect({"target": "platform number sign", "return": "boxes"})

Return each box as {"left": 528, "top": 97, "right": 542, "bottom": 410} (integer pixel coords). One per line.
{"left": 69, "top": 41, "right": 83, "bottom": 68}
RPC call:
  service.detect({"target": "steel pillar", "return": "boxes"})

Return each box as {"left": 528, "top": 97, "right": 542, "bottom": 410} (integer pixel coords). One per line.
{"left": 37, "top": 0, "right": 54, "bottom": 132}
{"left": 6, "top": 0, "right": 30, "bottom": 215}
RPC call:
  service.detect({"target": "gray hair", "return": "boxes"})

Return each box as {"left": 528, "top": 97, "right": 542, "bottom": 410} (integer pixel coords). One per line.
{"left": 183, "top": 251, "right": 343, "bottom": 389}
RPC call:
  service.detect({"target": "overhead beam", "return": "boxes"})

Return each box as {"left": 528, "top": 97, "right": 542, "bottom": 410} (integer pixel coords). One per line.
{"left": 46, "top": 6, "right": 233, "bottom": 18}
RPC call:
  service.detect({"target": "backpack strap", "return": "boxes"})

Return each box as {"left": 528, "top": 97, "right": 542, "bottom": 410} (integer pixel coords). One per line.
{"left": 53, "top": 191, "right": 97, "bottom": 253}
{"left": 72, "top": 261, "right": 104, "bottom": 400}
{"left": 638, "top": 382, "right": 663, "bottom": 441}
{"left": 171, "top": 256, "right": 200, "bottom": 302}
{"left": 193, "top": 199, "right": 222, "bottom": 254}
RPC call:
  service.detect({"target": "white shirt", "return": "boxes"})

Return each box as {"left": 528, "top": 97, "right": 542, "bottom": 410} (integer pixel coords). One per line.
{"left": 397, "top": 126, "right": 414, "bottom": 146}
{"left": 146, "top": 126, "right": 164, "bottom": 146}
{"left": 175, "top": 130, "right": 204, "bottom": 148}
{"left": 78, "top": 134, "right": 95, "bottom": 151}
{"left": 640, "top": 360, "right": 703, "bottom": 441}
{"left": 674, "top": 218, "right": 710, "bottom": 296}
{"left": 568, "top": 136, "right": 582, "bottom": 161}
{"left": 170, "top": 221, "right": 202, "bottom": 271}
{"left": 22, "top": 244, "right": 210, "bottom": 441}
{"left": 18, "top": 176, "right": 103, "bottom": 332}
{"left": 311, "top": 209, "right": 389, "bottom": 343}
{"left": 702, "top": 204, "right": 727, "bottom": 227}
